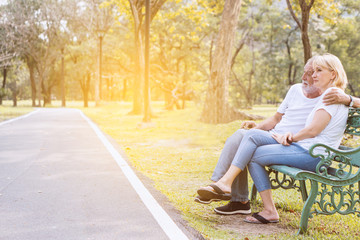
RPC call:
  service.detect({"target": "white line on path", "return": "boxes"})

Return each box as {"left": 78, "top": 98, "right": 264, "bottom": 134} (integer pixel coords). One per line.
{"left": 0, "top": 109, "right": 40, "bottom": 127}
{"left": 79, "top": 110, "right": 189, "bottom": 240}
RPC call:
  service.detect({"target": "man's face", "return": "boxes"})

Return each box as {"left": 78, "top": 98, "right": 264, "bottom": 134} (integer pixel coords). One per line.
{"left": 302, "top": 62, "right": 321, "bottom": 97}
{"left": 302, "top": 63, "right": 314, "bottom": 87}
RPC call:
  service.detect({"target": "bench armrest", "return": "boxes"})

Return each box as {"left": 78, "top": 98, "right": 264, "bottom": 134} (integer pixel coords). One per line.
{"left": 309, "top": 143, "right": 360, "bottom": 180}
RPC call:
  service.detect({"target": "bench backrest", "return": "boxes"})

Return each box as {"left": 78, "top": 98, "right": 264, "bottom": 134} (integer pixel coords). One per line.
{"left": 342, "top": 108, "right": 360, "bottom": 168}
{"left": 345, "top": 108, "right": 360, "bottom": 135}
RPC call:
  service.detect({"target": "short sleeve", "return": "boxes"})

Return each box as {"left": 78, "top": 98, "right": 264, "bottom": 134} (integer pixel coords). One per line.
{"left": 315, "top": 102, "right": 339, "bottom": 117}
{"left": 315, "top": 88, "right": 343, "bottom": 117}
{"left": 277, "top": 84, "right": 297, "bottom": 114}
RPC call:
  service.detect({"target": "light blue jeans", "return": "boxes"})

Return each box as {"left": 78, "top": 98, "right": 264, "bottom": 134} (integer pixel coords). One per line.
{"left": 212, "top": 129, "right": 320, "bottom": 201}
{"left": 231, "top": 129, "right": 320, "bottom": 193}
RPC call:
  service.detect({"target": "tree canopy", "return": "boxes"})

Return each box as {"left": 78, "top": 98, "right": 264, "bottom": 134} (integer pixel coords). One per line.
{"left": 0, "top": 0, "right": 359, "bottom": 122}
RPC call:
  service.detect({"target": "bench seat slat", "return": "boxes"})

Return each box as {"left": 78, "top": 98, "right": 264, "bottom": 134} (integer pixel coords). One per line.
{"left": 269, "top": 165, "right": 359, "bottom": 185}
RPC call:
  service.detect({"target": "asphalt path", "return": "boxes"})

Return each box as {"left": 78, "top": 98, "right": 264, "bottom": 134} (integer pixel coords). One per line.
{"left": 0, "top": 108, "right": 193, "bottom": 240}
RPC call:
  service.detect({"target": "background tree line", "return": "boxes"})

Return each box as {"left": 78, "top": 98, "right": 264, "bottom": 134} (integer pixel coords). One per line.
{"left": 0, "top": 0, "right": 359, "bottom": 123}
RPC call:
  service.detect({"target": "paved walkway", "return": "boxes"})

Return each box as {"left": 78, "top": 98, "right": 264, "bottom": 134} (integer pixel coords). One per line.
{"left": 0, "top": 108, "right": 190, "bottom": 240}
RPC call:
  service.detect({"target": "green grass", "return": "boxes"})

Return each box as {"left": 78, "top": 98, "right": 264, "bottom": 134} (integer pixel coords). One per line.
{"left": 78, "top": 101, "right": 360, "bottom": 239}
{"left": 2, "top": 100, "right": 360, "bottom": 239}
{"left": 0, "top": 101, "right": 34, "bottom": 121}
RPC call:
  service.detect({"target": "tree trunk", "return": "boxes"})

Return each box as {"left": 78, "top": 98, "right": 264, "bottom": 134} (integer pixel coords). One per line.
{"left": 301, "top": 28, "right": 312, "bottom": 64}
{"left": 61, "top": 48, "right": 66, "bottom": 107}
{"left": 201, "top": 0, "right": 263, "bottom": 123}
{"left": 122, "top": 78, "right": 127, "bottom": 101}
{"left": 42, "top": 83, "right": 52, "bottom": 107}
{"left": 300, "top": 0, "right": 313, "bottom": 63}
{"left": 128, "top": 0, "right": 167, "bottom": 115}
{"left": 131, "top": 28, "right": 144, "bottom": 114}
{"left": 182, "top": 62, "right": 187, "bottom": 109}
{"left": 84, "top": 73, "right": 90, "bottom": 108}
{"left": 201, "top": 0, "right": 242, "bottom": 123}
{"left": 25, "top": 56, "right": 37, "bottom": 107}
{"left": 143, "top": 0, "right": 151, "bottom": 123}
{"left": 286, "top": 0, "right": 314, "bottom": 64}
{"left": 246, "top": 39, "right": 255, "bottom": 108}
{"left": 12, "top": 78, "right": 17, "bottom": 107}
{"left": 95, "top": 36, "right": 101, "bottom": 107}
{"left": 0, "top": 68, "right": 7, "bottom": 105}
{"left": 99, "top": 35, "right": 103, "bottom": 101}
{"left": 80, "top": 72, "right": 91, "bottom": 108}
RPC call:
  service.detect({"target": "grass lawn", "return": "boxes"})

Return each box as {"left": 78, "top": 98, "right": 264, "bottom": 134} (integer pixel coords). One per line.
{"left": 0, "top": 101, "right": 34, "bottom": 122}
{"left": 1, "top": 100, "right": 359, "bottom": 239}
{"left": 79, "top": 101, "right": 360, "bottom": 240}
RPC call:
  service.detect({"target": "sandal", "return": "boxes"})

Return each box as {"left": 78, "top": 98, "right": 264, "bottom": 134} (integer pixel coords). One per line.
{"left": 194, "top": 195, "right": 220, "bottom": 204}
{"left": 244, "top": 212, "right": 279, "bottom": 224}
{"left": 197, "top": 183, "right": 231, "bottom": 201}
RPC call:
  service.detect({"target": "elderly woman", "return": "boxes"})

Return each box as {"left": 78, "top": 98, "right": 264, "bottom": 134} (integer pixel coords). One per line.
{"left": 197, "top": 53, "right": 349, "bottom": 224}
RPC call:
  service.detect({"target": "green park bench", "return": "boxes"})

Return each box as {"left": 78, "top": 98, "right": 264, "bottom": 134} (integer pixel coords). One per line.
{"left": 250, "top": 107, "right": 360, "bottom": 234}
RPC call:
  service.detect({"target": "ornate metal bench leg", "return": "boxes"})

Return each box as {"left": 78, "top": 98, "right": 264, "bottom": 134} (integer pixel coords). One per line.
{"left": 358, "top": 181, "right": 360, "bottom": 204}
{"left": 298, "top": 180, "right": 318, "bottom": 235}
{"left": 299, "top": 180, "right": 308, "bottom": 202}
{"left": 250, "top": 183, "right": 257, "bottom": 202}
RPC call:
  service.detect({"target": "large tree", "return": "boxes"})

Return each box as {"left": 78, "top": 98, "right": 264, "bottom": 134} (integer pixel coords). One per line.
{"left": 201, "top": 0, "right": 262, "bottom": 124}
{"left": 285, "top": 0, "right": 340, "bottom": 64}
{"left": 108, "top": 0, "right": 166, "bottom": 114}
{"left": 285, "top": 0, "right": 314, "bottom": 64}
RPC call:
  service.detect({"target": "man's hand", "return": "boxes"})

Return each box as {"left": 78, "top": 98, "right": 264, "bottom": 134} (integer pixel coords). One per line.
{"left": 323, "top": 88, "right": 350, "bottom": 106}
{"left": 272, "top": 132, "right": 293, "bottom": 146}
{"left": 240, "top": 121, "right": 257, "bottom": 129}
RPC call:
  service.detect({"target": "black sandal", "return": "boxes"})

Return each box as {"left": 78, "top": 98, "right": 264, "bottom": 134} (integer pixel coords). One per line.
{"left": 197, "top": 184, "right": 231, "bottom": 201}
{"left": 194, "top": 195, "right": 220, "bottom": 204}
{"left": 244, "top": 212, "right": 279, "bottom": 224}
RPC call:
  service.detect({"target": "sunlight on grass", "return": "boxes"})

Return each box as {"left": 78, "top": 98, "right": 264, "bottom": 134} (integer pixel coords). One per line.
{"left": 0, "top": 101, "right": 34, "bottom": 122}
{"left": 78, "top": 101, "right": 360, "bottom": 239}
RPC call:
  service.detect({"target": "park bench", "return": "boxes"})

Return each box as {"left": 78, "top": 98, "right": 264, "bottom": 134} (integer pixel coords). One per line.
{"left": 250, "top": 107, "right": 360, "bottom": 234}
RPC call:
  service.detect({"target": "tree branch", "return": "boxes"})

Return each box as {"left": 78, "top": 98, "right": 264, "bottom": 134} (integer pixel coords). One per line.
{"left": 231, "top": 29, "right": 250, "bottom": 68}
{"left": 286, "top": 0, "right": 302, "bottom": 30}
{"left": 307, "top": 0, "right": 315, "bottom": 11}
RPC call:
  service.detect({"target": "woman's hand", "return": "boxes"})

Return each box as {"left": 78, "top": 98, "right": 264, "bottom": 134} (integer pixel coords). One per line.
{"left": 272, "top": 132, "right": 293, "bottom": 146}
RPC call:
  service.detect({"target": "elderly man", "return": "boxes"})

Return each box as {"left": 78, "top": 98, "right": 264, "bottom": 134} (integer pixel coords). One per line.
{"left": 195, "top": 57, "right": 360, "bottom": 215}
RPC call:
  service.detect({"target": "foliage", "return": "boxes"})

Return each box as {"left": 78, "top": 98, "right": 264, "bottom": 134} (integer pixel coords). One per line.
{"left": 1, "top": 0, "right": 360, "bottom": 111}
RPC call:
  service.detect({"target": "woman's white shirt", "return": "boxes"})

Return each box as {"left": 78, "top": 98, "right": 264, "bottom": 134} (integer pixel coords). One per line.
{"left": 298, "top": 87, "right": 349, "bottom": 155}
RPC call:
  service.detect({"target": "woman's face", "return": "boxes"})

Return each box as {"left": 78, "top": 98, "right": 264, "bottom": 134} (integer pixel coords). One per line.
{"left": 312, "top": 65, "right": 335, "bottom": 92}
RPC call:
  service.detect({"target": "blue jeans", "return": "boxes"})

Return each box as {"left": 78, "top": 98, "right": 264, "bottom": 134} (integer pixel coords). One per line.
{"left": 211, "top": 129, "right": 281, "bottom": 201}
{"left": 212, "top": 129, "right": 320, "bottom": 200}
{"left": 248, "top": 143, "right": 320, "bottom": 192}
{"left": 230, "top": 129, "right": 320, "bottom": 193}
